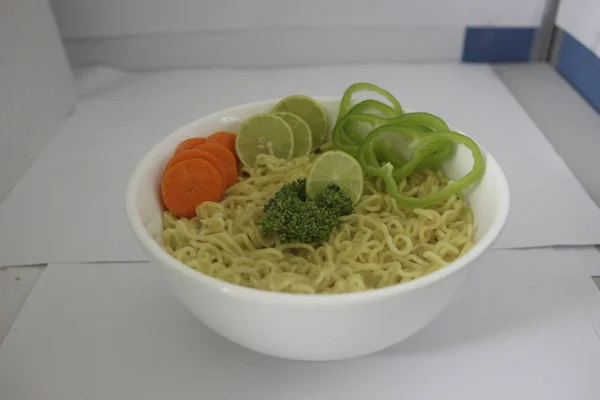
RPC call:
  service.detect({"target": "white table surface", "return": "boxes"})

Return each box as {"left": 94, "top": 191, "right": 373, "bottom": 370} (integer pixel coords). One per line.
{"left": 2, "top": 248, "right": 600, "bottom": 400}
{"left": 1, "top": 63, "right": 600, "bottom": 268}
{"left": 493, "top": 63, "right": 600, "bottom": 207}
{"left": 1, "top": 63, "right": 600, "bottom": 396}
{"left": 0, "top": 266, "right": 44, "bottom": 344}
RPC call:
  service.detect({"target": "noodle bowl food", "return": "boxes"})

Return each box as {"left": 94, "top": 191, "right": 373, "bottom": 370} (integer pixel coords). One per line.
{"left": 126, "top": 83, "right": 510, "bottom": 360}
{"left": 163, "top": 155, "right": 475, "bottom": 294}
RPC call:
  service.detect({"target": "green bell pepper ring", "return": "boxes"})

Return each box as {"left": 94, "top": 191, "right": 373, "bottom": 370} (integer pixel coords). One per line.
{"left": 332, "top": 112, "right": 385, "bottom": 157}
{"left": 338, "top": 82, "right": 403, "bottom": 122}
{"left": 391, "top": 112, "right": 450, "bottom": 131}
{"left": 336, "top": 109, "right": 455, "bottom": 169}
{"left": 334, "top": 113, "right": 453, "bottom": 172}
{"left": 358, "top": 124, "right": 443, "bottom": 181}
{"left": 342, "top": 99, "right": 398, "bottom": 143}
{"left": 360, "top": 129, "right": 485, "bottom": 207}
{"left": 390, "top": 112, "right": 455, "bottom": 169}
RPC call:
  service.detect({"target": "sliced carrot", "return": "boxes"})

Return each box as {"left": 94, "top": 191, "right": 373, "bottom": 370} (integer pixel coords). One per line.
{"left": 207, "top": 131, "right": 237, "bottom": 155}
{"left": 192, "top": 143, "right": 238, "bottom": 187}
{"left": 164, "top": 149, "right": 227, "bottom": 192}
{"left": 161, "top": 158, "right": 224, "bottom": 219}
{"left": 174, "top": 137, "right": 207, "bottom": 154}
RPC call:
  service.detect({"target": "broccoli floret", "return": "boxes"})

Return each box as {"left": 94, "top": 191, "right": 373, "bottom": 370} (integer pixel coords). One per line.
{"left": 314, "top": 184, "right": 354, "bottom": 216}
{"left": 260, "top": 179, "right": 354, "bottom": 244}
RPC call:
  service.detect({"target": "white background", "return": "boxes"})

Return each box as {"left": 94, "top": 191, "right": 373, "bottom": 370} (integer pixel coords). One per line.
{"left": 2, "top": 4, "right": 600, "bottom": 398}
{"left": 49, "top": 0, "right": 550, "bottom": 69}
{"left": 3, "top": 249, "right": 600, "bottom": 400}
{"left": 0, "top": 0, "right": 75, "bottom": 202}
{"left": 556, "top": 0, "right": 600, "bottom": 58}
{"left": 50, "top": 0, "right": 548, "bottom": 39}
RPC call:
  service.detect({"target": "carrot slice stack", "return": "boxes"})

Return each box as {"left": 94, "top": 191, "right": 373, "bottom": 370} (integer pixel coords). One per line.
{"left": 207, "top": 131, "right": 237, "bottom": 154}
{"left": 207, "top": 131, "right": 240, "bottom": 166}
{"left": 165, "top": 149, "right": 228, "bottom": 192}
{"left": 161, "top": 134, "right": 242, "bottom": 217}
{"left": 161, "top": 158, "right": 224, "bottom": 219}
{"left": 174, "top": 137, "right": 207, "bottom": 154}
{"left": 193, "top": 142, "right": 238, "bottom": 187}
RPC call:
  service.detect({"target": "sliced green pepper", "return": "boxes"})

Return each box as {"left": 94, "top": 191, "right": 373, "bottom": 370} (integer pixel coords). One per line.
{"left": 389, "top": 113, "right": 455, "bottom": 169}
{"left": 335, "top": 109, "right": 455, "bottom": 167}
{"left": 332, "top": 112, "right": 383, "bottom": 157}
{"left": 338, "top": 82, "right": 403, "bottom": 122}
{"left": 342, "top": 99, "right": 397, "bottom": 143}
{"left": 359, "top": 128, "right": 485, "bottom": 207}
{"left": 331, "top": 81, "right": 485, "bottom": 208}
{"left": 415, "top": 140, "right": 455, "bottom": 170}
{"left": 391, "top": 112, "right": 450, "bottom": 131}
{"left": 358, "top": 124, "right": 443, "bottom": 181}
{"left": 334, "top": 111, "right": 458, "bottom": 174}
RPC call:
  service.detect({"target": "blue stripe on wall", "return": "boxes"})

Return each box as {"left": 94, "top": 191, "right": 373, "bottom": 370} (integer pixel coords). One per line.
{"left": 462, "top": 27, "right": 536, "bottom": 63}
{"left": 557, "top": 31, "right": 600, "bottom": 114}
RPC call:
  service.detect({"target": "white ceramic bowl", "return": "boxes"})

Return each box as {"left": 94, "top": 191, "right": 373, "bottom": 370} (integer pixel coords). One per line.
{"left": 126, "top": 97, "right": 510, "bottom": 361}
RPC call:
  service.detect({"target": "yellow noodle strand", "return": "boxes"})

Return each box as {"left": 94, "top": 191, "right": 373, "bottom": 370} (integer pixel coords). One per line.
{"left": 161, "top": 154, "right": 475, "bottom": 294}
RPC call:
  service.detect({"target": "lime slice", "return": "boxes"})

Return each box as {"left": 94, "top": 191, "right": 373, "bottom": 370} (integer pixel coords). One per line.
{"left": 306, "top": 150, "right": 363, "bottom": 205}
{"left": 272, "top": 95, "right": 328, "bottom": 150}
{"left": 274, "top": 112, "right": 312, "bottom": 158}
{"left": 236, "top": 113, "right": 294, "bottom": 168}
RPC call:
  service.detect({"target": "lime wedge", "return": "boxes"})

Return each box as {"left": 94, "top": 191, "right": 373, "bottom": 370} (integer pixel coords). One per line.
{"left": 272, "top": 95, "right": 328, "bottom": 150}
{"left": 306, "top": 150, "right": 363, "bottom": 205}
{"left": 236, "top": 113, "right": 294, "bottom": 168}
{"left": 274, "top": 112, "right": 313, "bottom": 158}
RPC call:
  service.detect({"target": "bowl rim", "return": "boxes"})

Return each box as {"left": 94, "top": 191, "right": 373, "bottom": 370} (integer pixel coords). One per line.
{"left": 126, "top": 96, "right": 510, "bottom": 305}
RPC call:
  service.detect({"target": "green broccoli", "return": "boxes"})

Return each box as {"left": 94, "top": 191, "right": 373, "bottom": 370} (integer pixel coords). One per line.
{"left": 260, "top": 179, "right": 354, "bottom": 244}
{"left": 313, "top": 184, "right": 354, "bottom": 217}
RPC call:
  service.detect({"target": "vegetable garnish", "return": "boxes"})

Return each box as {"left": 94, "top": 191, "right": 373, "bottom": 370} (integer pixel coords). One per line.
{"left": 160, "top": 81, "right": 485, "bottom": 222}
{"left": 207, "top": 131, "right": 237, "bottom": 155}
{"left": 174, "top": 137, "right": 207, "bottom": 154}
{"left": 193, "top": 142, "right": 238, "bottom": 187}
{"left": 165, "top": 149, "right": 228, "bottom": 192}
{"left": 274, "top": 112, "right": 313, "bottom": 158}
{"left": 235, "top": 113, "right": 294, "bottom": 168}
{"left": 387, "top": 112, "right": 455, "bottom": 170}
{"left": 260, "top": 179, "right": 354, "bottom": 244}
{"left": 342, "top": 99, "right": 396, "bottom": 142}
{"left": 332, "top": 82, "right": 485, "bottom": 207}
{"left": 161, "top": 158, "right": 224, "bottom": 219}
{"left": 337, "top": 82, "right": 403, "bottom": 123}
{"left": 272, "top": 95, "right": 328, "bottom": 150}
{"left": 339, "top": 116, "right": 450, "bottom": 181}
{"left": 359, "top": 128, "right": 485, "bottom": 207}
{"left": 305, "top": 150, "right": 363, "bottom": 205}
{"left": 160, "top": 84, "right": 488, "bottom": 293}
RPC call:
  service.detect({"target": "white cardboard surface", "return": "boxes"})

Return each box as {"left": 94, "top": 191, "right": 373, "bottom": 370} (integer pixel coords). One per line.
{"left": 493, "top": 64, "right": 600, "bottom": 206}
{"left": 1, "top": 64, "right": 600, "bottom": 266}
{"left": 51, "top": 0, "right": 547, "bottom": 39}
{"left": 63, "top": 26, "right": 466, "bottom": 69}
{"left": 1, "top": 248, "right": 600, "bottom": 400}
{"left": 0, "top": 0, "right": 76, "bottom": 202}
{"left": 56, "top": 0, "right": 547, "bottom": 69}
{"left": 572, "top": 246, "right": 600, "bottom": 277}
{"left": 0, "top": 266, "right": 44, "bottom": 345}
